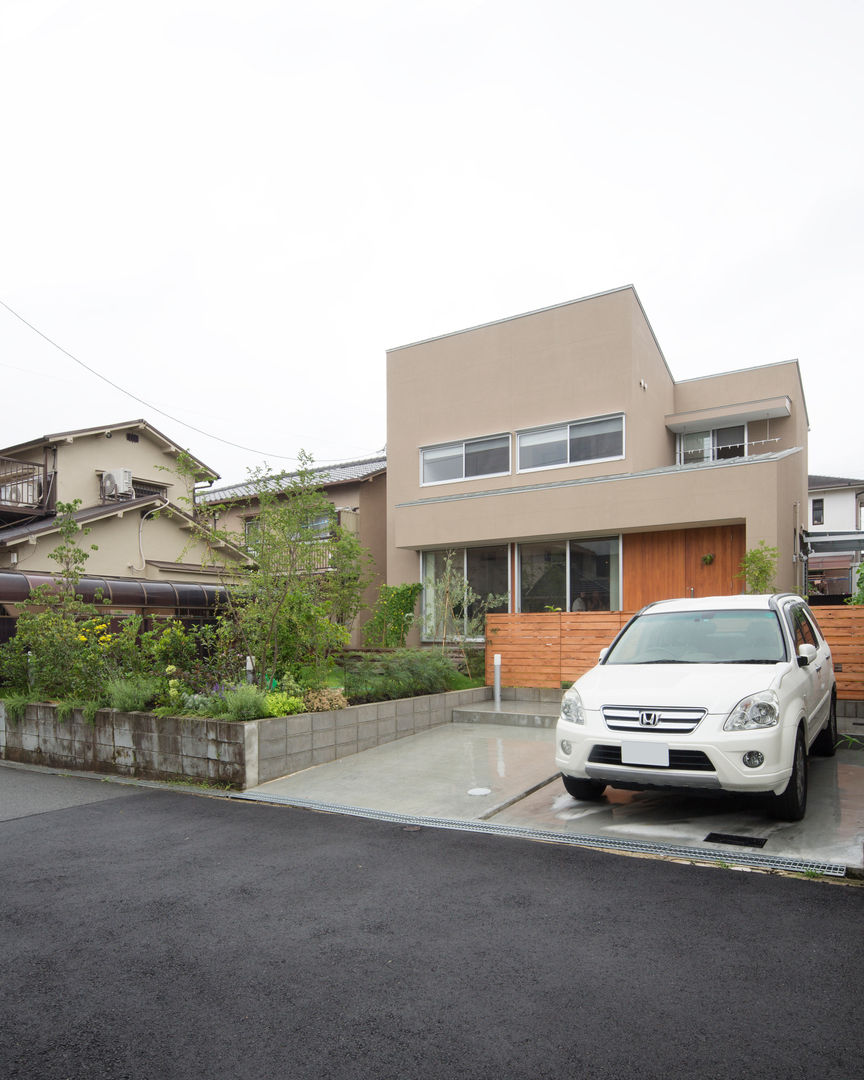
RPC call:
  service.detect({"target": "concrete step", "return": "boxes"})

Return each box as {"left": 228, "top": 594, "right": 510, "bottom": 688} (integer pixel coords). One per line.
{"left": 452, "top": 699, "right": 561, "bottom": 729}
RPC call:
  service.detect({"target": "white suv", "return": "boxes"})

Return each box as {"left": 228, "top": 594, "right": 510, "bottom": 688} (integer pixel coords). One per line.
{"left": 555, "top": 594, "right": 836, "bottom": 820}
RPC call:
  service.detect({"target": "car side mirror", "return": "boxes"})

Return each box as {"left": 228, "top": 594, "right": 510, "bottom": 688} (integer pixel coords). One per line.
{"left": 598, "top": 647, "right": 609, "bottom": 663}
{"left": 797, "top": 643, "right": 817, "bottom": 667}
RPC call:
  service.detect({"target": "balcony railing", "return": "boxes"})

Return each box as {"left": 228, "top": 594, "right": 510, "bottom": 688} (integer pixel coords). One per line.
{"left": 0, "top": 456, "right": 52, "bottom": 521}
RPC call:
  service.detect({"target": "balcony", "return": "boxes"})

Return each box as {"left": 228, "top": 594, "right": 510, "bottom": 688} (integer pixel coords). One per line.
{"left": 0, "top": 457, "right": 53, "bottom": 525}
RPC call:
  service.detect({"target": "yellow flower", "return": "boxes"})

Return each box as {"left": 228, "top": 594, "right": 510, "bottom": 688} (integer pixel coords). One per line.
{"left": 78, "top": 634, "right": 87, "bottom": 642}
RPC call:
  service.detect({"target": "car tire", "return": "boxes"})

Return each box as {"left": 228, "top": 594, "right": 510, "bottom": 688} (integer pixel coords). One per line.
{"left": 769, "top": 730, "right": 807, "bottom": 822}
{"left": 812, "top": 691, "right": 837, "bottom": 757}
{"left": 561, "top": 774, "right": 606, "bottom": 801}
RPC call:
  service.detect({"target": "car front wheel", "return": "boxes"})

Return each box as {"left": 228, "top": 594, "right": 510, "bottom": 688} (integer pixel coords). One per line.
{"left": 769, "top": 730, "right": 807, "bottom": 821}
{"left": 561, "top": 774, "right": 606, "bottom": 801}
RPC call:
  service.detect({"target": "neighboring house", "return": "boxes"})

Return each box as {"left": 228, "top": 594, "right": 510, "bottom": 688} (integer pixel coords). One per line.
{"left": 0, "top": 420, "right": 248, "bottom": 640}
{"left": 805, "top": 475, "right": 864, "bottom": 596}
{"left": 199, "top": 456, "right": 387, "bottom": 646}
{"left": 386, "top": 286, "right": 809, "bottom": 640}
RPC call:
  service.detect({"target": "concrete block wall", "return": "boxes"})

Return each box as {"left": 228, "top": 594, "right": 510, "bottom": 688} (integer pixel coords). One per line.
{"left": 1, "top": 686, "right": 494, "bottom": 789}
{"left": 500, "top": 686, "right": 563, "bottom": 704}
{"left": 0, "top": 703, "right": 251, "bottom": 787}
{"left": 253, "top": 687, "right": 492, "bottom": 784}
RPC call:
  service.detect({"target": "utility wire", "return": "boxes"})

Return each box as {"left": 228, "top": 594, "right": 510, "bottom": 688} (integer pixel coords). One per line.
{"left": 0, "top": 298, "right": 380, "bottom": 464}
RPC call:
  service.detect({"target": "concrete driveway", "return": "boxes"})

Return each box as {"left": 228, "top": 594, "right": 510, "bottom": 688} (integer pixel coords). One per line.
{"left": 246, "top": 721, "right": 864, "bottom": 877}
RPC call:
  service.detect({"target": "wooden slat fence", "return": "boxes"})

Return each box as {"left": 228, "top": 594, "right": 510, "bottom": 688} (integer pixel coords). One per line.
{"left": 486, "top": 607, "right": 864, "bottom": 700}
{"left": 813, "top": 607, "right": 864, "bottom": 701}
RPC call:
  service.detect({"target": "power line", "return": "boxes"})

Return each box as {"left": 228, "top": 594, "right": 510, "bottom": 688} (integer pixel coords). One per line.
{"left": 0, "top": 298, "right": 379, "bottom": 464}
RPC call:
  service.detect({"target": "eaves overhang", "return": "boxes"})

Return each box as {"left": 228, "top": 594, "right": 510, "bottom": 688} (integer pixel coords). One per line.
{"left": 665, "top": 396, "right": 791, "bottom": 435}
{"left": 803, "top": 531, "right": 864, "bottom": 554}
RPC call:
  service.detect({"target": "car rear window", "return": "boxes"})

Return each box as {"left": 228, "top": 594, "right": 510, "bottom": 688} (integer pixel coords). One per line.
{"left": 605, "top": 609, "right": 787, "bottom": 665}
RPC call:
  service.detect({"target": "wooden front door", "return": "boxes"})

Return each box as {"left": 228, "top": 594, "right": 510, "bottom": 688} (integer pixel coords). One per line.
{"left": 622, "top": 525, "right": 745, "bottom": 610}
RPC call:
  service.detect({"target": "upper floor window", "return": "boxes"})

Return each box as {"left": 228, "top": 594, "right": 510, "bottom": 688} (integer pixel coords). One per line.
{"left": 811, "top": 498, "right": 824, "bottom": 526}
{"left": 421, "top": 434, "right": 510, "bottom": 485}
{"left": 517, "top": 415, "right": 624, "bottom": 473}
{"left": 677, "top": 425, "right": 745, "bottom": 466}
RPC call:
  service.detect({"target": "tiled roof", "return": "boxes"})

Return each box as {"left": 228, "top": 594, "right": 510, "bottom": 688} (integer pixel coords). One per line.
{"left": 808, "top": 474, "right": 864, "bottom": 490}
{"left": 200, "top": 455, "right": 387, "bottom": 504}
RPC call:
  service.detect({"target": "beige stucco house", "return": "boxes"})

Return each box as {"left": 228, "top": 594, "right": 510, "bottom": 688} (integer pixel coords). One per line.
{"left": 386, "top": 286, "right": 809, "bottom": 638}
{"left": 0, "top": 420, "right": 248, "bottom": 640}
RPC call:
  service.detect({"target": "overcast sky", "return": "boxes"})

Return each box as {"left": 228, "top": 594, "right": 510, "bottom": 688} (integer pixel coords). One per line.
{"left": 2, "top": 0, "right": 861, "bottom": 485}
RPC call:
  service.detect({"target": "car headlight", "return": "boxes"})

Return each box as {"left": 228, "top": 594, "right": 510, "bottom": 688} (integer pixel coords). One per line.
{"left": 723, "top": 690, "right": 780, "bottom": 731}
{"left": 560, "top": 688, "right": 586, "bottom": 725}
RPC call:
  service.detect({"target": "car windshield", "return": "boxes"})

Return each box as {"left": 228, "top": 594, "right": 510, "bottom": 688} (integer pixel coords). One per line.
{"left": 605, "top": 609, "right": 787, "bottom": 665}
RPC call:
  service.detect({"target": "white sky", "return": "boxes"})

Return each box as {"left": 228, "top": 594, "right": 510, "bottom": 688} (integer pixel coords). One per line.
{"left": 1, "top": 0, "right": 862, "bottom": 484}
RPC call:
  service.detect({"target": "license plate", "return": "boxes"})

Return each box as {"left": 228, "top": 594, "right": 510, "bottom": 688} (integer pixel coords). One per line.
{"left": 621, "top": 741, "right": 669, "bottom": 767}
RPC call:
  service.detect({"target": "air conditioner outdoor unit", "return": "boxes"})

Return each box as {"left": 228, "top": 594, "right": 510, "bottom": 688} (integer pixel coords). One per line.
{"left": 103, "top": 468, "right": 134, "bottom": 498}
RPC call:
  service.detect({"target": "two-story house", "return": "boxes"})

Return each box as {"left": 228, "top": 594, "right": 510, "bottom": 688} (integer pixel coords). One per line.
{"left": 806, "top": 475, "right": 864, "bottom": 596}
{"left": 386, "top": 286, "right": 808, "bottom": 638}
{"left": 0, "top": 420, "right": 248, "bottom": 641}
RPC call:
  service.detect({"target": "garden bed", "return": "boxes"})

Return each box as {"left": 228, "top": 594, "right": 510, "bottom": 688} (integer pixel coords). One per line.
{"left": 0, "top": 686, "right": 493, "bottom": 789}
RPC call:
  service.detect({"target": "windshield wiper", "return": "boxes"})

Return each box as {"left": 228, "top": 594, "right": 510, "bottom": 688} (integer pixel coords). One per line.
{"left": 638, "top": 658, "right": 697, "bottom": 664}
{"left": 716, "top": 658, "right": 781, "bottom": 664}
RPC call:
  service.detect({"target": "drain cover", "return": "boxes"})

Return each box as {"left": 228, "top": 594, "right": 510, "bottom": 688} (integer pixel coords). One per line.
{"left": 705, "top": 832, "right": 768, "bottom": 849}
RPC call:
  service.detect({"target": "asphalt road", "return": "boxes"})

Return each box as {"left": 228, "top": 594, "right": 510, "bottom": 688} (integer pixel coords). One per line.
{"left": 2, "top": 764, "right": 863, "bottom": 1080}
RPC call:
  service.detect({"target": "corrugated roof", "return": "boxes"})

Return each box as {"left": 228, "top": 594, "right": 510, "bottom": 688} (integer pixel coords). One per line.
{"left": 200, "top": 455, "right": 387, "bottom": 504}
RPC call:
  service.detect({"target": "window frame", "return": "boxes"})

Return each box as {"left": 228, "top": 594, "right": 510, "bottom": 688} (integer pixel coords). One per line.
{"left": 420, "top": 433, "right": 511, "bottom": 487}
{"left": 516, "top": 535, "right": 622, "bottom": 613}
{"left": 676, "top": 424, "right": 748, "bottom": 466}
{"left": 811, "top": 498, "right": 824, "bottom": 526}
{"left": 419, "top": 545, "right": 511, "bottom": 641}
{"left": 516, "top": 413, "right": 625, "bottom": 474}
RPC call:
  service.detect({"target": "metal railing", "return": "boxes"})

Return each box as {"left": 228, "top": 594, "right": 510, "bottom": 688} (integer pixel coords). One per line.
{"left": 0, "top": 456, "right": 49, "bottom": 511}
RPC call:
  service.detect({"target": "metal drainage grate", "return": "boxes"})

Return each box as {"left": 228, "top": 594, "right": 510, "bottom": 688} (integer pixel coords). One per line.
{"left": 704, "top": 832, "right": 768, "bottom": 849}
{"left": 229, "top": 790, "right": 848, "bottom": 877}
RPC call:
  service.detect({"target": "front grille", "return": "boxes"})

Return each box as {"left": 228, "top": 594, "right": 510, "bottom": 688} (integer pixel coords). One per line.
{"left": 588, "top": 745, "right": 715, "bottom": 772}
{"left": 602, "top": 705, "right": 706, "bottom": 734}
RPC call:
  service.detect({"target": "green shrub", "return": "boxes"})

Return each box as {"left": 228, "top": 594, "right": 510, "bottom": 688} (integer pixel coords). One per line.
{"left": 222, "top": 684, "right": 268, "bottom": 721}
{"left": 106, "top": 675, "right": 162, "bottom": 712}
{"left": 344, "top": 649, "right": 462, "bottom": 704}
{"left": 303, "top": 688, "right": 349, "bottom": 712}
{"left": 0, "top": 692, "right": 33, "bottom": 723}
{"left": 362, "top": 583, "right": 423, "bottom": 647}
{"left": 264, "top": 691, "right": 307, "bottom": 717}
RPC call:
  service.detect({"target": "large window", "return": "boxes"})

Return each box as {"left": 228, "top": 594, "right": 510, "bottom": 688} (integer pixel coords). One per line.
{"left": 421, "top": 434, "right": 510, "bottom": 485}
{"left": 517, "top": 415, "right": 624, "bottom": 472}
{"left": 421, "top": 546, "right": 509, "bottom": 640}
{"left": 677, "top": 425, "right": 746, "bottom": 465}
{"left": 519, "top": 537, "right": 620, "bottom": 612}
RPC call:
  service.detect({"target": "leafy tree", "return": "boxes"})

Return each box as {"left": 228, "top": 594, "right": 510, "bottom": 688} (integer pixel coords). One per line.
{"left": 739, "top": 541, "right": 779, "bottom": 594}
{"left": 422, "top": 550, "right": 508, "bottom": 671}
{"left": 47, "top": 500, "right": 99, "bottom": 593}
{"left": 846, "top": 562, "right": 864, "bottom": 605}
{"left": 202, "top": 454, "right": 373, "bottom": 689}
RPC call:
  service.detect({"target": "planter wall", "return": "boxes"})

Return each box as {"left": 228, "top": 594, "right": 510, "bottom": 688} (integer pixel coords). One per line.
{"left": 0, "top": 687, "right": 493, "bottom": 789}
